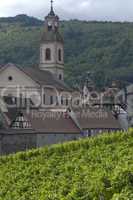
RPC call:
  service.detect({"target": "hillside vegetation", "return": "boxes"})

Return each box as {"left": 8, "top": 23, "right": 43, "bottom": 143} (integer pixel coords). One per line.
{"left": 0, "top": 130, "right": 133, "bottom": 199}
{"left": 0, "top": 15, "right": 133, "bottom": 87}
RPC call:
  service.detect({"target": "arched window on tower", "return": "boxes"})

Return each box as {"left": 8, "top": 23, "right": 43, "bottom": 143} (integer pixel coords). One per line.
{"left": 58, "top": 49, "right": 62, "bottom": 61}
{"left": 59, "top": 74, "right": 62, "bottom": 80}
{"left": 45, "top": 48, "right": 51, "bottom": 61}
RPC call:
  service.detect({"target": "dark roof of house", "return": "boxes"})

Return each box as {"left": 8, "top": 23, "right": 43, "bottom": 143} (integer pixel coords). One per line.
{"left": 3, "top": 105, "right": 122, "bottom": 133}
{"left": 1, "top": 96, "right": 122, "bottom": 133}
{"left": 41, "top": 31, "right": 63, "bottom": 43}
{"left": 72, "top": 108, "right": 121, "bottom": 130}
{"left": 3, "top": 108, "right": 80, "bottom": 134}
{"left": 20, "top": 66, "right": 71, "bottom": 91}
{"left": 24, "top": 110, "right": 80, "bottom": 134}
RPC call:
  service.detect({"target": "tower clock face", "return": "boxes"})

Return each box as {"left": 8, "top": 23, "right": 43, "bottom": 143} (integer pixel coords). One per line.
{"left": 48, "top": 21, "right": 52, "bottom": 26}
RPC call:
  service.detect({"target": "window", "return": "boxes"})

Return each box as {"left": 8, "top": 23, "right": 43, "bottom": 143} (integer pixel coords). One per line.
{"left": 66, "top": 99, "right": 69, "bottom": 106}
{"left": 4, "top": 95, "right": 16, "bottom": 106}
{"left": 48, "top": 25, "right": 52, "bottom": 31}
{"left": 43, "top": 94, "right": 46, "bottom": 105}
{"left": 50, "top": 96, "right": 53, "bottom": 105}
{"left": 59, "top": 74, "right": 62, "bottom": 80}
{"left": 61, "top": 96, "right": 64, "bottom": 105}
{"left": 58, "top": 49, "right": 62, "bottom": 61}
{"left": 56, "top": 96, "right": 59, "bottom": 106}
{"left": 8, "top": 76, "right": 13, "bottom": 81}
{"left": 45, "top": 48, "right": 51, "bottom": 60}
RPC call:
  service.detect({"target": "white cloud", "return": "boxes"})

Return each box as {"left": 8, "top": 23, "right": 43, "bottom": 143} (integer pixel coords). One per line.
{"left": 0, "top": 0, "right": 133, "bottom": 22}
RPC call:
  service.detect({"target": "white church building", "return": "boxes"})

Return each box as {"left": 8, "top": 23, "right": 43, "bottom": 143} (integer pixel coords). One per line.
{"left": 0, "top": 1, "right": 71, "bottom": 109}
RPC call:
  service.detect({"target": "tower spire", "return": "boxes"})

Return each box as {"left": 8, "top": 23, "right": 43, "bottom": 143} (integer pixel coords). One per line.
{"left": 51, "top": 0, "right": 53, "bottom": 10}
{"left": 49, "top": 0, "right": 55, "bottom": 16}
{"left": 40, "top": 0, "right": 64, "bottom": 80}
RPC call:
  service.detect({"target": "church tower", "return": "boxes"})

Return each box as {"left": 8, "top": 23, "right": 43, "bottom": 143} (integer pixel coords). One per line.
{"left": 39, "top": 0, "right": 64, "bottom": 81}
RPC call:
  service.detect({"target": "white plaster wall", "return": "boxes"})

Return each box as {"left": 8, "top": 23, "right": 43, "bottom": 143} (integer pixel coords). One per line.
{"left": 56, "top": 43, "right": 64, "bottom": 64}
{"left": 40, "top": 41, "right": 64, "bottom": 80}
{"left": 41, "top": 88, "right": 58, "bottom": 106}
{"left": 40, "top": 43, "right": 56, "bottom": 64}
{"left": 0, "top": 66, "right": 38, "bottom": 88}
{"left": 39, "top": 88, "right": 71, "bottom": 107}
{"left": 40, "top": 42, "right": 64, "bottom": 65}
{"left": 0, "top": 66, "right": 69, "bottom": 108}
{"left": 0, "top": 66, "right": 41, "bottom": 101}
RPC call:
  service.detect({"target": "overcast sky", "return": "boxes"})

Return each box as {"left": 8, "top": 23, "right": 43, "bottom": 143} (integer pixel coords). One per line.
{"left": 0, "top": 0, "right": 133, "bottom": 22}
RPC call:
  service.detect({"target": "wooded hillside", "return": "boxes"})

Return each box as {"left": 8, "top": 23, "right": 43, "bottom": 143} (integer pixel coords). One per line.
{"left": 0, "top": 14, "right": 133, "bottom": 88}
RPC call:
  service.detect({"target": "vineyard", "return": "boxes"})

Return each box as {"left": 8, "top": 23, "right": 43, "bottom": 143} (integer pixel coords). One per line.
{"left": 0, "top": 130, "right": 133, "bottom": 199}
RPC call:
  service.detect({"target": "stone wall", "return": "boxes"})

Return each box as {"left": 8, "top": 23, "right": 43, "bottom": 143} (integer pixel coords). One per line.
{"left": 0, "top": 132, "right": 82, "bottom": 155}
{"left": 37, "top": 133, "right": 82, "bottom": 147}
{"left": 0, "top": 133, "right": 37, "bottom": 155}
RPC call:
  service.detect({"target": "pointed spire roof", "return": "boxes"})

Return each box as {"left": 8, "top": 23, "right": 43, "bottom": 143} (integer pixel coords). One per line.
{"left": 49, "top": 0, "right": 55, "bottom": 16}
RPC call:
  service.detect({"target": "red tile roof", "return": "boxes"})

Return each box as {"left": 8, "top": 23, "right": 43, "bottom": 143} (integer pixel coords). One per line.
{"left": 24, "top": 110, "right": 80, "bottom": 134}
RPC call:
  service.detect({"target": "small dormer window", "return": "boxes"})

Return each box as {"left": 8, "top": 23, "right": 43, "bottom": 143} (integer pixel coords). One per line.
{"left": 11, "top": 112, "right": 32, "bottom": 129}
{"left": 45, "top": 48, "right": 51, "bottom": 60}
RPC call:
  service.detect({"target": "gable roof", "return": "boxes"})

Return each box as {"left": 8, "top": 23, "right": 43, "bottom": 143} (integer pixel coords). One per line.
{"left": 21, "top": 66, "right": 71, "bottom": 91}
{"left": 72, "top": 108, "right": 121, "bottom": 130}
{"left": 3, "top": 104, "right": 121, "bottom": 133}
{"left": 0, "top": 63, "right": 71, "bottom": 91}
{"left": 25, "top": 110, "right": 80, "bottom": 134}
{"left": 0, "top": 63, "right": 40, "bottom": 87}
{"left": 3, "top": 107, "right": 80, "bottom": 134}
